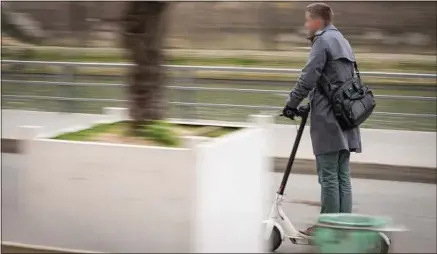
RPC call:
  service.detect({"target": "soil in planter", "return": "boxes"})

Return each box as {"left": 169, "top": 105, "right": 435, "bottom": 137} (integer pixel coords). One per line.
{"left": 52, "top": 121, "right": 240, "bottom": 147}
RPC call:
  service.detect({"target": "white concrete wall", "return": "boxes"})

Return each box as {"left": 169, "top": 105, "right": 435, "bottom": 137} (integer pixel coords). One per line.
{"left": 21, "top": 136, "right": 195, "bottom": 253}
{"left": 271, "top": 124, "right": 437, "bottom": 168}
{"left": 193, "top": 126, "right": 270, "bottom": 253}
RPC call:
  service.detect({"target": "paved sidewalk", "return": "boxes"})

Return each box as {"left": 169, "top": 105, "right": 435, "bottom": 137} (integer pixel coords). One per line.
{"left": 1, "top": 110, "right": 108, "bottom": 140}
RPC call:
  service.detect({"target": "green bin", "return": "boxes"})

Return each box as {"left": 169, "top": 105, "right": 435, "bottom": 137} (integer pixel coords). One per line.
{"left": 313, "top": 214, "right": 390, "bottom": 253}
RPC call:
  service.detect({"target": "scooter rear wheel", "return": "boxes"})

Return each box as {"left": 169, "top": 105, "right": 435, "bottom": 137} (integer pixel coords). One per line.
{"left": 269, "top": 226, "right": 282, "bottom": 252}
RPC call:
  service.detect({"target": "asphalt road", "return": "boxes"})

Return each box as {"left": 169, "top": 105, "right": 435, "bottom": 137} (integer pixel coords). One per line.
{"left": 2, "top": 154, "right": 436, "bottom": 253}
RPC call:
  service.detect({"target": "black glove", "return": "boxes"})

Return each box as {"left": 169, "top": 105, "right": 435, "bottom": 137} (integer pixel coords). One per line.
{"left": 282, "top": 105, "right": 298, "bottom": 120}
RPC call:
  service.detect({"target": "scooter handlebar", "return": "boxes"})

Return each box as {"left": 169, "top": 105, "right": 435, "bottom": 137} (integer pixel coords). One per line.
{"left": 279, "top": 104, "right": 310, "bottom": 118}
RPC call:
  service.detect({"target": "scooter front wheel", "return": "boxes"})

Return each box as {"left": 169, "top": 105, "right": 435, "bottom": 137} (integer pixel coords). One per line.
{"left": 370, "top": 232, "right": 391, "bottom": 253}
{"left": 269, "top": 226, "right": 282, "bottom": 252}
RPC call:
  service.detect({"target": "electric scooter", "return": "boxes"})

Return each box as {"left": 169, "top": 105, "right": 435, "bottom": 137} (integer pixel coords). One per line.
{"left": 262, "top": 104, "right": 392, "bottom": 253}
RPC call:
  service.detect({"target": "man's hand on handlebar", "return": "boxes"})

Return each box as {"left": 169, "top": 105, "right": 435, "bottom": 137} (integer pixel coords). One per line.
{"left": 281, "top": 105, "right": 299, "bottom": 120}
{"left": 281, "top": 104, "right": 310, "bottom": 119}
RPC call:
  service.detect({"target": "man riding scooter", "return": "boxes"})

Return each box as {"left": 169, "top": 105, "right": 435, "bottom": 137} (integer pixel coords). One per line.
{"left": 282, "top": 2, "right": 362, "bottom": 236}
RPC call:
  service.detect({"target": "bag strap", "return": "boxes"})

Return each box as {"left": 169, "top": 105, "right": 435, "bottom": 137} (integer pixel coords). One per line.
{"left": 318, "top": 60, "right": 360, "bottom": 99}
{"left": 353, "top": 61, "right": 361, "bottom": 79}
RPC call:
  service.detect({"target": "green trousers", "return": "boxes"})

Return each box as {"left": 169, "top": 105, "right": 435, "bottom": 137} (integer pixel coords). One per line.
{"left": 316, "top": 149, "right": 352, "bottom": 214}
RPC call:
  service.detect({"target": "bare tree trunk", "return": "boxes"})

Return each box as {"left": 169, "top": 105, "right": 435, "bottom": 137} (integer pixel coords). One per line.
{"left": 122, "top": 1, "right": 168, "bottom": 133}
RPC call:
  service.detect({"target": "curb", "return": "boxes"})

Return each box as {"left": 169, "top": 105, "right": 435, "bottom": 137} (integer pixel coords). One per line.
{"left": 1, "top": 242, "right": 103, "bottom": 254}
{"left": 1, "top": 138, "right": 21, "bottom": 153}
{"left": 274, "top": 158, "right": 436, "bottom": 184}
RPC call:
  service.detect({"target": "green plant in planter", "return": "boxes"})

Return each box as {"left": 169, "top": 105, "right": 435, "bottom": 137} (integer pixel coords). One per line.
{"left": 204, "top": 127, "right": 240, "bottom": 138}
{"left": 53, "top": 121, "right": 180, "bottom": 147}
{"left": 140, "top": 120, "right": 180, "bottom": 147}
{"left": 52, "top": 121, "right": 240, "bottom": 147}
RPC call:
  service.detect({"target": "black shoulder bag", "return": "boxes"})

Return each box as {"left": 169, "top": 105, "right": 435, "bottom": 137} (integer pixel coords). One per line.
{"left": 319, "top": 62, "right": 376, "bottom": 130}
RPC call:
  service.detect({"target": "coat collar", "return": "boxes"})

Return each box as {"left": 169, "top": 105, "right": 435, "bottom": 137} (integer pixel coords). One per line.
{"left": 322, "top": 24, "right": 338, "bottom": 32}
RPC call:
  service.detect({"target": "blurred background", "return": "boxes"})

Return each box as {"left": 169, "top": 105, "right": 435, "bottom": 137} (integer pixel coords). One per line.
{"left": 1, "top": 2, "right": 436, "bottom": 253}
{"left": 1, "top": 1, "right": 436, "bottom": 131}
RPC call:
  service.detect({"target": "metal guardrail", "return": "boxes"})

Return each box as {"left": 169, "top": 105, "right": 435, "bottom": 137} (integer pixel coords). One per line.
{"left": 1, "top": 60, "right": 437, "bottom": 128}
{"left": 3, "top": 94, "right": 436, "bottom": 119}
{"left": 2, "top": 79, "right": 436, "bottom": 101}
{"left": 2, "top": 94, "right": 436, "bottom": 118}
{"left": 2, "top": 59, "right": 437, "bottom": 78}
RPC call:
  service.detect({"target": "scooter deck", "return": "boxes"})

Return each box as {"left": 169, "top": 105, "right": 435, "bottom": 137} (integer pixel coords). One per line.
{"left": 287, "top": 235, "right": 313, "bottom": 245}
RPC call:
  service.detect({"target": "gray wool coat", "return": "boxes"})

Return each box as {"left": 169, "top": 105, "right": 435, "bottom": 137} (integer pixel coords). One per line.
{"left": 287, "top": 24, "right": 362, "bottom": 156}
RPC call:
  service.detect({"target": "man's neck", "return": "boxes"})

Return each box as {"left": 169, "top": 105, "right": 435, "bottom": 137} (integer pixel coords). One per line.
{"left": 307, "top": 26, "right": 324, "bottom": 41}
{"left": 318, "top": 24, "right": 329, "bottom": 32}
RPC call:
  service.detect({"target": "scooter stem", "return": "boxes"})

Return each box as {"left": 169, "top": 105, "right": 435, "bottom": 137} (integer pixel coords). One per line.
{"left": 277, "top": 104, "right": 310, "bottom": 195}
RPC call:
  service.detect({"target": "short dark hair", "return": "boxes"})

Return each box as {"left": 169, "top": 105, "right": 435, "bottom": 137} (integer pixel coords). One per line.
{"left": 306, "top": 3, "right": 334, "bottom": 24}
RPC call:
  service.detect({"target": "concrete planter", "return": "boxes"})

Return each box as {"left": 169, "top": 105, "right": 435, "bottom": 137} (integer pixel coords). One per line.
{"left": 6, "top": 109, "right": 273, "bottom": 253}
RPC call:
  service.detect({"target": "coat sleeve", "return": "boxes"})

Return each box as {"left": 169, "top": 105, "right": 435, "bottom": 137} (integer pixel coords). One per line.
{"left": 287, "top": 36, "right": 327, "bottom": 108}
